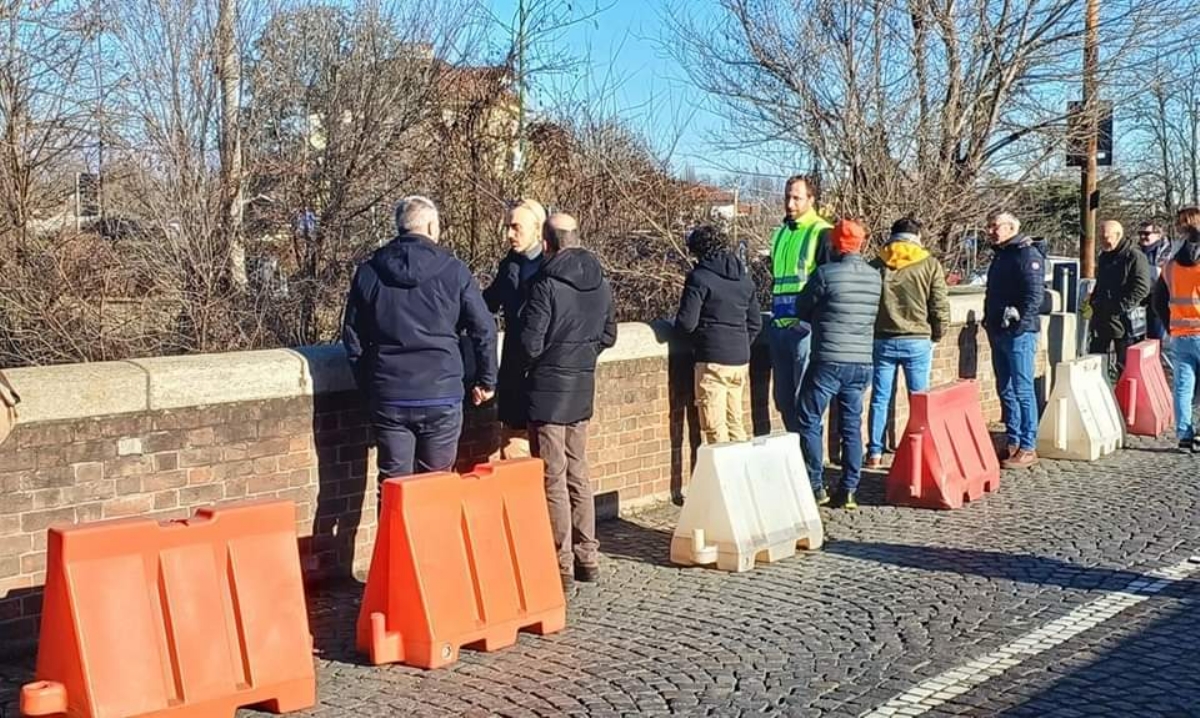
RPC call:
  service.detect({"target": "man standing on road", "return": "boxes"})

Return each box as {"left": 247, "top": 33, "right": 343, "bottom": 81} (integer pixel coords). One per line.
{"left": 1152, "top": 206, "right": 1200, "bottom": 453}
{"left": 983, "top": 211, "right": 1045, "bottom": 470}
{"left": 1138, "top": 220, "right": 1174, "bottom": 343}
{"left": 866, "top": 217, "right": 950, "bottom": 469}
{"left": 795, "top": 219, "right": 881, "bottom": 510}
{"left": 1087, "top": 220, "right": 1150, "bottom": 382}
{"left": 342, "top": 196, "right": 498, "bottom": 500}
{"left": 521, "top": 213, "right": 617, "bottom": 586}
{"left": 674, "top": 224, "right": 762, "bottom": 444}
{"left": 769, "top": 175, "right": 835, "bottom": 435}
{"left": 483, "top": 198, "right": 547, "bottom": 460}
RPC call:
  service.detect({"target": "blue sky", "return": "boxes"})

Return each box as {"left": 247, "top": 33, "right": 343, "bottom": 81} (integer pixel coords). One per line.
{"left": 481, "top": 0, "right": 760, "bottom": 182}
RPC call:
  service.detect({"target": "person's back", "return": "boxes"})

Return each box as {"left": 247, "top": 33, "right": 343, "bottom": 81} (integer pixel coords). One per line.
{"left": 523, "top": 246, "right": 616, "bottom": 424}
{"left": 342, "top": 196, "right": 496, "bottom": 493}
{"left": 674, "top": 225, "right": 762, "bottom": 444}
{"left": 348, "top": 234, "right": 485, "bottom": 402}
{"left": 806, "top": 254, "right": 883, "bottom": 366}
{"left": 794, "top": 219, "right": 880, "bottom": 510}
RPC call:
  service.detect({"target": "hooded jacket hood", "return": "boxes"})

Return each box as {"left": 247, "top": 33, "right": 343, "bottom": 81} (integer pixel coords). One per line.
{"left": 1176, "top": 238, "right": 1200, "bottom": 267}
{"left": 879, "top": 240, "right": 931, "bottom": 270}
{"left": 697, "top": 251, "right": 746, "bottom": 281}
{"left": 370, "top": 233, "right": 456, "bottom": 288}
{"left": 542, "top": 248, "right": 603, "bottom": 291}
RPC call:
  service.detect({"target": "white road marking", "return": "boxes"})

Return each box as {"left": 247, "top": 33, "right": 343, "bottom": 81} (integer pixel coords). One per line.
{"left": 860, "top": 555, "right": 1200, "bottom": 717}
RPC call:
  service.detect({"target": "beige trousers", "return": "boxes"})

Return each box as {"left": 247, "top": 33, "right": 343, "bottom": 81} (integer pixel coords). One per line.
{"left": 694, "top": 362, "right": 750, "bottom": 444}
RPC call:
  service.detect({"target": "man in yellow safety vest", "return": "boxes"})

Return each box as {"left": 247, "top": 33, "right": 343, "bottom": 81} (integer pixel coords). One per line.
{"left": 769, "top": 174, "right": 835, "bottom": 433}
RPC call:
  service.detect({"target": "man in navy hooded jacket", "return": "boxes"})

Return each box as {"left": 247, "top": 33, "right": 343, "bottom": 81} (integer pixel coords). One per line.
{"left": 983, "top": 211, "right": 1045, "bottom": 470}
{"left": 342, "top": 195, "right": 498, "bottom": 493}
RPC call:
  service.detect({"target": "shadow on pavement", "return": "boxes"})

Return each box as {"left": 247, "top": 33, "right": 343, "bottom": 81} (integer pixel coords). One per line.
{"left": 307, "top": 577, "right": 372, "bottom": 667}
{"left": 994, "top": 591, "right": 1200, "bottom": 717}
{"left": 598, "top": 517, "right": 676, "bottom": 569}
{"left": 824, "top": 541, "right": 1199, "bottom": 599}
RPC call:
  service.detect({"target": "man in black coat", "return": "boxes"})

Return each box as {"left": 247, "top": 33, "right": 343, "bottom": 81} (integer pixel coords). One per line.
{"left": 483, "top": 198, "right": 546, "bottom": 459}
{"left": 342, "top": 196, "right": 497, "bottom": 500}
{"left": 1087, "top": 220, "right": 1151, "bottom": 381}
{"left": 520, "top": 213, "right": 617, "bottom": 586}
{"left": 674, "top": 224, "right": 761, "bottom": 444}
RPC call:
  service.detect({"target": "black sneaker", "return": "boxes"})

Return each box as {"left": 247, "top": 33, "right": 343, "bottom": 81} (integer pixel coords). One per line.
{"left": 1180, "top": 439, "right": 1194, "bottom": 454}
{"left": 841, "top": 491, "right": 859, "bottom": 510}
{"left": 574, "top": 564, "right": 600, "bottom": 583}
{"left": 1193, "top": 437, "right": 1200, "bottom": 454}
{"left": 814, "top": 488, "right": 830, "bottom": 507}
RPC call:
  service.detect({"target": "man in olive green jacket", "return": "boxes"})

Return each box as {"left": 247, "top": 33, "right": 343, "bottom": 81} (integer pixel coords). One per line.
{"left": 866, "top": 217, "right": 951, "bottom": 468}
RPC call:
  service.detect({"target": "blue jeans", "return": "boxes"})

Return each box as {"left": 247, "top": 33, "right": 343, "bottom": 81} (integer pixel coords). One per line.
{"left": 797, "top": 361, "right": 872, "bottom": 494}
{"left": 1170, "top": 335, "right": 1200, "bottom": 441}
{"left": 769, "top": 322, "right": 812, "bottom": 433}
{"left": 867, "top": 338, "right": 934, "bottom": 458}
{"left": 989, "top": 330, "right": 1039, "bottom": 451}
{"left": 372, "top": 403, "right": 463, "bottom": 480}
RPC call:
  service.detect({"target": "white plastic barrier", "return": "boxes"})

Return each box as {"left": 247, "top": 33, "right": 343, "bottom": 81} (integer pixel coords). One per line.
{"left": 669, "top": 432, "right": 823, "bottom": 572}
{"left": 1037, "top": 354, "right": 1124, "bottom": 461}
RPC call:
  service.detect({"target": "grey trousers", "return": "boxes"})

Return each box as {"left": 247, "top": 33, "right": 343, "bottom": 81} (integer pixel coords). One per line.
{"left": 530, "top": 420, "right": 598, "bottom": 573}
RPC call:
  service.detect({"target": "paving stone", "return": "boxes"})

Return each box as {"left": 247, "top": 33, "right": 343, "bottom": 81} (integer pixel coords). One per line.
{"left": 1, "top": 438, "right": 1198, "bottom": 716}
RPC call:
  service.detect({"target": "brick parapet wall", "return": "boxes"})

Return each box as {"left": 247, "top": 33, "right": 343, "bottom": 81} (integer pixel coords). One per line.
{"left": 0, "top": 293, "right": 1035, "bottom": 654}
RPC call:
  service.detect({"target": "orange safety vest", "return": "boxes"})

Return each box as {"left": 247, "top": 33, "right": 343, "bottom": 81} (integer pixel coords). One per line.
{"left": 1163, "top": 260, "right": 1200, "bottom": 336}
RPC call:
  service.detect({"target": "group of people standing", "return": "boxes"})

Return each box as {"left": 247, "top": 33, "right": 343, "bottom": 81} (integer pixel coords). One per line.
{"left": 341, "top": 182, "right": 1200, "bottom": 590}
{"left": 342, "top": 196, "right": 615, "bottom": 588}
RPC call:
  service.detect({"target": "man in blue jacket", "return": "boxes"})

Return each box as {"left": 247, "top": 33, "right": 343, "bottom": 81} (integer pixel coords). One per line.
{"left": 342, "top": 196, "right": 498, "bottom": 498}
{"left": 983, "top": 211, "right": 1045, "bottom": 470}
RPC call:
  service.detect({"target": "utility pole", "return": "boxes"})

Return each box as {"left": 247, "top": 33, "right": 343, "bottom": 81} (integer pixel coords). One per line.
{"left": 1079, "top": 0, "right": 1099, "bottom": 279}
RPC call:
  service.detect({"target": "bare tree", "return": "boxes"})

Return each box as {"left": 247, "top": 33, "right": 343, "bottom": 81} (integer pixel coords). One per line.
{"left": 666, "top": 0, "right": 1200, "bottom": 250}
{"left": 0, "top": 0, "right": 97, "bottom": 246}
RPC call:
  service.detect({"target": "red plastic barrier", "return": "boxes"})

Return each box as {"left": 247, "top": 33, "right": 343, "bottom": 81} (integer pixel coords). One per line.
{"left": 356, "top": 459, "right": 565, "bottom": 669}
{"left": 1116, "top": 339, "right": 1173, "bottom": 437}
{"left": 21, "top": 500, "right": 315, "bottom": 718}
{"left": 886, "top": 380, "right": 1002, "bottom": 510}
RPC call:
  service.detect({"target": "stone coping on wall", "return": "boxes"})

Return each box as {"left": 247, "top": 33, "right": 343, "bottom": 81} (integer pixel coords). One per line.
{"left": 4, "top": 295, "right": 986, "bottom": 425}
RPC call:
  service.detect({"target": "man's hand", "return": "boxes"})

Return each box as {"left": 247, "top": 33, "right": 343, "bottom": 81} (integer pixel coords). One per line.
{"left": 471, "top": 386, "right": 495, "bottom": 406}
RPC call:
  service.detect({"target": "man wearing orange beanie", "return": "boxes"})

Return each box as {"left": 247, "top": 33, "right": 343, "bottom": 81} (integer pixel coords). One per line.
{"left": 793, "top": 218, "right": 882, "bottom": 509}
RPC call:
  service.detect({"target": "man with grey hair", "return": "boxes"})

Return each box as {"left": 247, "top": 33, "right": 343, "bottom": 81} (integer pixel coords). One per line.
{"left": 983, "top": 210, "right": 1046, "bottom": 470}
{"left": 343, "top": 195, "right": 497, "bottom": 499}
{"left": 521, "top": 213, "right": 617, "bottom": 586}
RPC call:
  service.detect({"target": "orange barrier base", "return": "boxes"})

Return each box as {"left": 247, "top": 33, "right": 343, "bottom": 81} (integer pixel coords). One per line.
{"left": 366, "top": 608, "right": 565, "bottom": 669}
{"left": 21, "top": 500, "right": 315, "bottom": 718}
{"left": 357, "top": 459, "right": 566, "bottom": 669}
{"left": 886, "top": 380, "right": 1002, "bottom": 510}
{"left": 23, "top": 679, "right": 316, "bottom": 718}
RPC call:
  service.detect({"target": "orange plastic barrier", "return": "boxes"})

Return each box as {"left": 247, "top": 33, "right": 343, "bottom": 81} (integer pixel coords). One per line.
{"left": 357, "top": 459, "right": 565, "bottom": 669}
{"left": 886, "top": 380, "right": 1002, "bottom": 510}
{"left": 1116, "top": 339, "right": 1173, "bottom": 437}
{"left": 21, "top": 500, "right": 315, "bottom": 718}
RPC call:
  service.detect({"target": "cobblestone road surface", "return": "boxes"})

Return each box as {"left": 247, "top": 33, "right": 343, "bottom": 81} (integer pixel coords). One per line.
{"left": 2, "top": 434, "right": 1197, "bottom": 717}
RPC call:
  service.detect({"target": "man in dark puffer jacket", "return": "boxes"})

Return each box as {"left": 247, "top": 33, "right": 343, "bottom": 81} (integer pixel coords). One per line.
{"left": 521, "top": 213, "right": 617, "bottom": 586}
{"left": 342, "top": 196, "right": 498, "bottom": 500}
{"left": 795, "top": 219, "right": 882, "bottom": 510}
{"left": 674, "top": 224, "right": 762, "bottom": 444}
